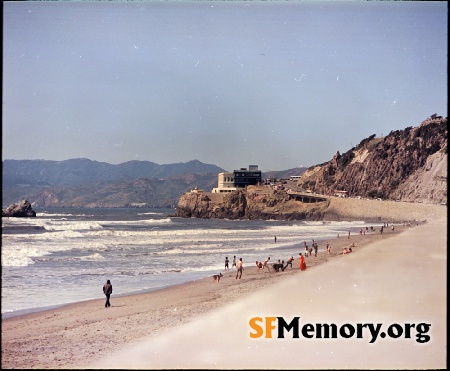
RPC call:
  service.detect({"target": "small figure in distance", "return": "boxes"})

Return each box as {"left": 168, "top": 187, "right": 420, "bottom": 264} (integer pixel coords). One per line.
{"left": 299, "top": 253, "right": 306, "bottom": 271}
{"left": 262, "top": 257, "right": 271, "bottom": 272}
{"left": 103, "top": 279, "right": 113, "bottom": 308}
{"left": 282, "top": 256, "right": 294, "bottom": 271}
{"left": 236, "top": 258, "right": 243, "bottom": 279}
{"left": 340, "top": 247, "right": 353, "bottom": 255}
{"left": 224, "top": 256, "right": 229, "bottom": 271}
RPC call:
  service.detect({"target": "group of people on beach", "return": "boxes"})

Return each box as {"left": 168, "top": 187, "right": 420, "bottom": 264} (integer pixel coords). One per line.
{"left": 253, "top": 235, "right": 360, "bottom": 274}
{"left": 254, "top": 253, "right": 307, "bottom": 272}
{"left": 225, "top": 256, "right": 244, "bottom": 279}
{"left": 303, "top": 239, "right": 319, "bottom": 257}
{"left": 220, "top": 225, "right": 398, "bottom": 285}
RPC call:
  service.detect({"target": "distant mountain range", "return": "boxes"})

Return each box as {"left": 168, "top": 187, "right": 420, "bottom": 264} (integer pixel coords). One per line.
{"left": 2, "top": 158, "right": 224, "bottom": 188}
{"left": 1, "top": 158, "right": 305, "bottom": 208}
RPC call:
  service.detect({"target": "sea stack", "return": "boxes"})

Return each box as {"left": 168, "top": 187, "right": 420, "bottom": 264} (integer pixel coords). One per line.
{"left": 2, "top": 200, "right": 37, "bottom": 217}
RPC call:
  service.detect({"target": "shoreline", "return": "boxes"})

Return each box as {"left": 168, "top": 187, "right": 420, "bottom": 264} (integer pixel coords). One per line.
{"left": 1, "top": 221, "right": 421, "bottom": 369}
{"left": 1, "top": 221, "right": 406, "bottom": 321}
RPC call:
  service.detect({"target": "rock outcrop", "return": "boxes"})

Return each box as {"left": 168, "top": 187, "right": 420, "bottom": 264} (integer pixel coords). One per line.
{"left": 175, "top": 186, "right": 445, "bottom": 223}
{"left": 2, "top": 200, "right": 37, "bottom": 217}
{"left": 175, "top": 186, "right": 329, "bottom": 220}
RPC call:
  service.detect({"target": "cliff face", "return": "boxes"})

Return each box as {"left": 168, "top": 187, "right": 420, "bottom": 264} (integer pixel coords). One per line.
{"left": 175, "top": 186, "right": 329, "bottom": 220}
{"left": 297, "top": 117, "right": 447, "bottom": 204}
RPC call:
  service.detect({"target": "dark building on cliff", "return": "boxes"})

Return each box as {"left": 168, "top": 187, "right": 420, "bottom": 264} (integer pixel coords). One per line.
{"left": 233, "top": 165, "right": 262, "bottom": 188}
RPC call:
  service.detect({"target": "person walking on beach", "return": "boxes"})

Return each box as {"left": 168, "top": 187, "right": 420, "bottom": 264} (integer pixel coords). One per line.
{"left": 282, "top": 256, "right": 294, "bottom": 271}
{"left": 232, "top": 255, "right": 237, "bottom": 268}
{"left": 313, "top": 242, "right": 318, "bottom": 257}
{"left": 103, "top": 279, "right": 112, "bottom": 308}
{"left": 224, "top": 256, "right": 229, "bottom": 271}
{"left": 236, "top": 258, "right": 243, "bottom": 279}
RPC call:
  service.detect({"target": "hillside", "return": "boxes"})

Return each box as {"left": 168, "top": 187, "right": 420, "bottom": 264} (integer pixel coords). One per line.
{"left": 297, "top": 116, "right": 447, "bottom": 204}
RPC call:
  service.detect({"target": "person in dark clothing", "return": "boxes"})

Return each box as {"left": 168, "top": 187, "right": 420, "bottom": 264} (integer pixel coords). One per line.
{"left": 103, "top": 279, "right": 113, "bottom": 308}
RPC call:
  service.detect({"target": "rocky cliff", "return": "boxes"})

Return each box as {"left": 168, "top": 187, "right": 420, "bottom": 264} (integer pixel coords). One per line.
{"left": 175, "top": 186, "right": 329, "bottom": 220}
{"left": 297, "top": 116, "right": 447, "bottom": 204}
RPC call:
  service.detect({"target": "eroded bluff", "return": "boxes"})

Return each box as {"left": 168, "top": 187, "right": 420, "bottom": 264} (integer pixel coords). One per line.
{"left": 297, "top": 117, "right": 447, "bottom": 204}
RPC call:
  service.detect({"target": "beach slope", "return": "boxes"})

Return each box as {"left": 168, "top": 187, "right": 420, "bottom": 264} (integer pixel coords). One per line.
{"left": 94, "top": 216, "right": 446, "bottom": 369}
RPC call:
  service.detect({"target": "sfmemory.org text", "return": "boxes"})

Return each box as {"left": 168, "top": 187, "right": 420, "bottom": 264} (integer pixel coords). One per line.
{"left": 249, "top": 317, "right": 431, "bottom": 343}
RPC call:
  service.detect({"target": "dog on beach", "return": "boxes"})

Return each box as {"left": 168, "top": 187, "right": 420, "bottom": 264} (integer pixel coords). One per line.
{"left": 212, "top": 273, "right": 223, "bottom": 283}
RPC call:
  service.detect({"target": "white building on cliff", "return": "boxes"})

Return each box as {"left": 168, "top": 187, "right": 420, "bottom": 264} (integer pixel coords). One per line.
{"left": 212, "top": 172, "right": 237, "bottom": 193}
{"left": 212, "top": 165, "right": 262, "bottom": 193}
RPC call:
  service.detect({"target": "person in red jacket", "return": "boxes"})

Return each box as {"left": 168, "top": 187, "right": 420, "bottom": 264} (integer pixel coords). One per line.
{"left": 299, "top": 253, "right": 306, "bottom": 271}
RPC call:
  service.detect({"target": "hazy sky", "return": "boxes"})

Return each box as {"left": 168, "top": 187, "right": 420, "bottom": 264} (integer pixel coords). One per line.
{"left": 2, "top": 1, "right": 447, "bottom": 172}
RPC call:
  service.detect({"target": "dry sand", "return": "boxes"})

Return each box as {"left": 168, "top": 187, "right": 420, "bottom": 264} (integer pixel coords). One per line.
{"left": 1, "top": 202, "right": 446, "bottom": 369}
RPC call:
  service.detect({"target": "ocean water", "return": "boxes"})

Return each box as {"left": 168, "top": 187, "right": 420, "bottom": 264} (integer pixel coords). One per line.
{"left": 1, "top": 208, "right": 368, "bottom": 318}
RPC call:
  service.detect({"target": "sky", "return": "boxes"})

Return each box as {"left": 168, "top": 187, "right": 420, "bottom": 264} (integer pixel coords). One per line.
{"left": 2, "top": 1, "right": 448, "bottom": 172}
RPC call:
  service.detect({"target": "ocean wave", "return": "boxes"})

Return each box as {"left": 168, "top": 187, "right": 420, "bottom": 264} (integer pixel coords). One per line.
{"left": 78, "top": 253, "right": 105, "bottom": 261}
{"left": 1, "top": 255, "right": 36, "bottom": 267}
{"left": 43, "top": 221, "right": 104, "bottom": 231}
{"left": 101, "top": 218, "right": 172, "bottom": 225}
{"left": 137, "top": 212, "right": 165, "bottom": 216}
{"left": 37, "top": 212, "right": 93, "bottom": 217}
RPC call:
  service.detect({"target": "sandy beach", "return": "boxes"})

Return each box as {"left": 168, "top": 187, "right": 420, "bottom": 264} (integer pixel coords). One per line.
{"left": 1, "top": 202, "right": 446, "bottom": 369}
